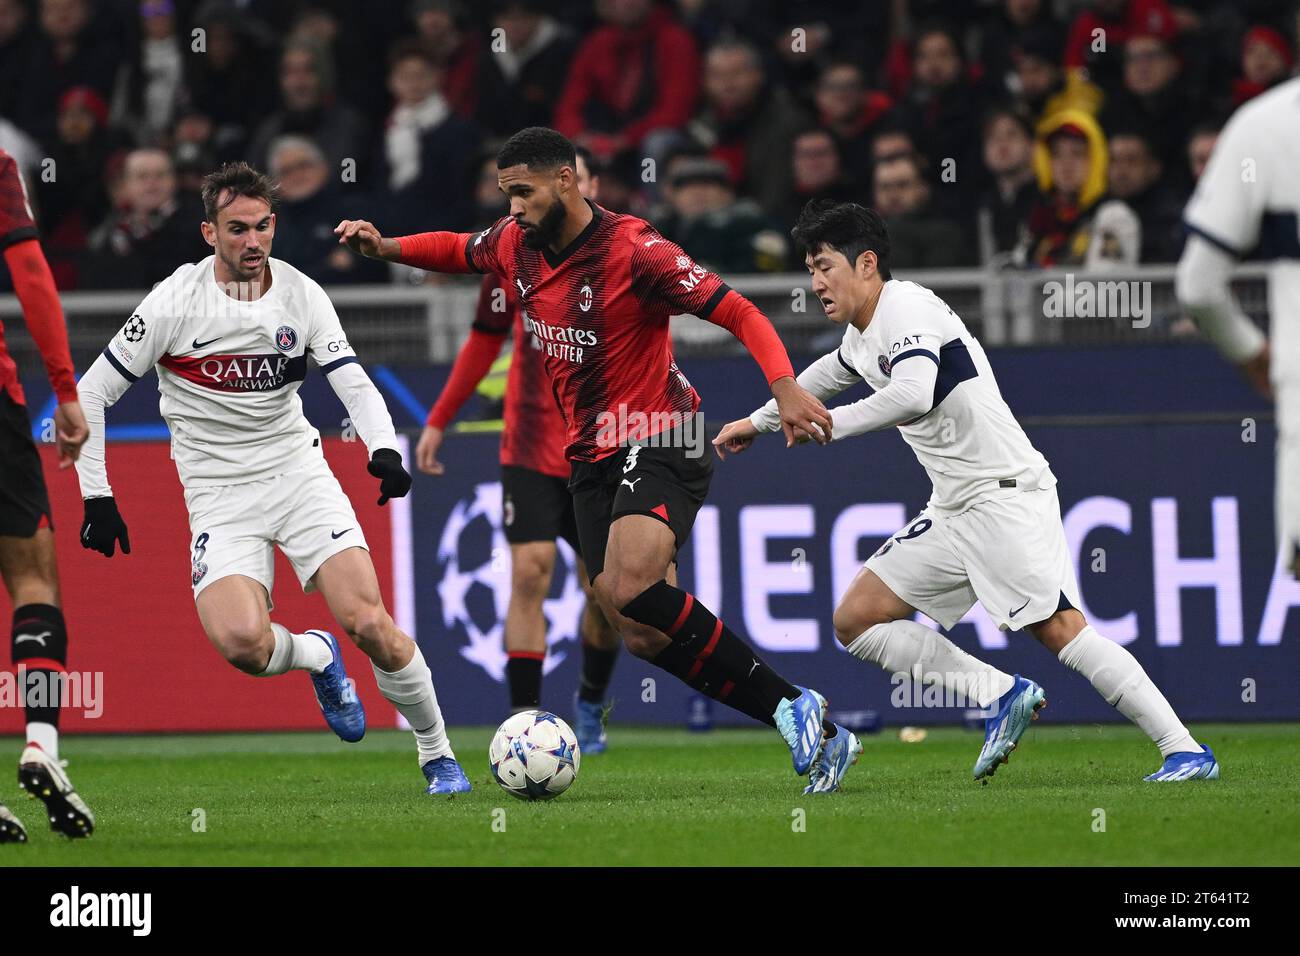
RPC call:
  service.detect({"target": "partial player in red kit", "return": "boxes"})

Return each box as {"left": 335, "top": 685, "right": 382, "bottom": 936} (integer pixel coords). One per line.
{"left": 0, "top": 149, "right": 95, "bottom": 842}
{"left": 338, "top": 128, "right": 861, "bottom": 792}
{"left": 413, "top": 147, "right": 623, "bottom": 752}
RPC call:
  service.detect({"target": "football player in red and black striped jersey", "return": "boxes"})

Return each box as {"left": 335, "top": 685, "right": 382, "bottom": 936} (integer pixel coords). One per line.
{"left": 413, "top": 149, "right": 623, "bottom": 751}
{"left": 0, "top": 148, "right": 95, "bottom": 841}
{"left": 338, "top": 128, "right": 854, "bottom": 788}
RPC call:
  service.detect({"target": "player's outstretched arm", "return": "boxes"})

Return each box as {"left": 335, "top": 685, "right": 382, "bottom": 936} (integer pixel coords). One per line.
{"left": 74, "top": 354, "right": 133, "bottom": 557}
{"left": 335, "top": 219, "right": 493, "bottom": 275}
{"left": 746, "top": 348, "right": 863, "bottom": 447}
{"left": 326, "top": 360, "right": 411, "bottom": 505}
{"left": 1176, "top": 235, "right": 1271, "bottom": 398}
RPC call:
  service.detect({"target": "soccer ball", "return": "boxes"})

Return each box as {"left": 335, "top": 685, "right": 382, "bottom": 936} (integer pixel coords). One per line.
{"left": 489, "top": 711, "right": 581, "bottom": 801}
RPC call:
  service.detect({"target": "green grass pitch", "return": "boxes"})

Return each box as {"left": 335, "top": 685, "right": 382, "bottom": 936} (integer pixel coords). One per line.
{"left": 2, "top": 723, "right": 1297, "bottom": 866}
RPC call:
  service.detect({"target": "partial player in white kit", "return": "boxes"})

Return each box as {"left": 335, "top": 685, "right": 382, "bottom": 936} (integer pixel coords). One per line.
{"left": 1176, "top": 76, "right": 1300, "bottom": 578}
{"left": 716, "top": 200, "right": 1219, "bottom": 784}
{"left": 72, "top": 162, "right": 472, "bottom": 795}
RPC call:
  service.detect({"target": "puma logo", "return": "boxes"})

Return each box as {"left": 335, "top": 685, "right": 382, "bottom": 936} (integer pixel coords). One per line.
{"left": 515, "top": 279, "right": 532, "bottom": 298}
{"left": 15, "top": 631, "right": 51, "bottom": 646}
{"left": 620, "top": 478, "right": 641, "bottom": 492}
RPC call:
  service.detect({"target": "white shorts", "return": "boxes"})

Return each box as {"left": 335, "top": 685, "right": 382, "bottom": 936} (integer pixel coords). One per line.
{"left": 864, "top": 486, "right": 1081, "bottom": 631}
{"left": 183, "top": 457, "right": 369, "bottom": 602}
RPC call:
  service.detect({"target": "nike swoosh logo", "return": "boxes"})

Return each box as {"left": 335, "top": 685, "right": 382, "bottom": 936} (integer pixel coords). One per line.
{"left": 15, "top": 631, "right": 50, "bottom": 645}
{"left": 331, "top": 529, "right": 352, "bottom": 539}
{"left": 192, "top": 336, "right": 221, "bottom": 349}
{"left": 1009, "top": 597, "right": 1032, "bottom": 618}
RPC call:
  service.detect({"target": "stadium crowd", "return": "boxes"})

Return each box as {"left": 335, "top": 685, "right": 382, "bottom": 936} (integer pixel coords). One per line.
{"left": 0, "top": 0, "right": 1296, "bottom": 291}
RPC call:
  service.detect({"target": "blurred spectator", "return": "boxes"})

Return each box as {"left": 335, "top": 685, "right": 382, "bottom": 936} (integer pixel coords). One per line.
{"left": 267, "top": 136, "right": 388, "bottom": 285}
{"left": 687, "top": 37, "right": 810, "bottom": 215}
{"left": 183, "top": 5, "right": 269, "bottom": 155}
{"left": 1232, "top": 25, "right": 1293, "bottom": 105}
{"left": 171, "top": 108, "right": 219, "bottom": 196}
{"left": 377, "top": 40, "right": 480, "bottom": 236}
{"left": 1019, "top": 110, "right": 1139, "bottom": 269}
{"left": 17, "top": 0, "right": 123, "bottom": 144}
{"left": 82, "top": 148, "right": 208, "bottom": 289}
{"left": 473, "top": 0, "right": 577, "bottom": 138}
{"left": 978, "top": 0, "right": 1064, "bottom": 98}
{"left": 1100, "top": 30, "right": 1197, "bottom": 170}
{"left": 554, "top": 0, "right": 700, "bottom": 162}
{"left": 894, "top": 22, "right": 987, "bottom": 224}
{"left": 655, "top": 156, "right": 787, "bottom": 274}
{"left": 0, "top": 0, "right": 37, "bottom": 124}
{"left": 1185, "top": 122, "right": 1219, "bottom": 181}
{"left": 1063, "top": 0, "right": 1178, "bottom": 95}
{"left": 38, "top": 87, "right": 126, "bottom": 287}
{"left": 871, "top": 125, "right": 917, "bottom": 164}
{"left": 412, "top": 0, "right": 484, "bottom": 120}
{"left": 247, "top": 38, "right": 369, "bottom": 176}
{"left": 873, "top": 151, "right": 973, "bottom": 269}
{"left": 812, "top": 59, "right": 893, "bottom": 185}
{"left": 473, "top": 151, "right": 510, "bottom": 230}
{"left": 1009, "top": 22, "right": 1103, "bottom": 122}
{"left": 777, "top": 128, "right": 859, "bottom": 239}
{"left": 976, "top": 106, "right": 1037, "bottom": 264}
{"left": 1107, "top": 130, "right": 1184, "bottom": 261}
{"left": 122, "top": 0, "right": 185, "bottom": 144}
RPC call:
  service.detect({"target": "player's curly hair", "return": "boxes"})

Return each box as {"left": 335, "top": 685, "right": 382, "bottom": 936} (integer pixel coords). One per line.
{"left": 790, "top": 200, "right": 893, "bottom": 280}
{"left": 201, "top": 161, "right": 280, "bottom": 223}
{"left": 497, "top": 127, "right": 576, "bottom": 173}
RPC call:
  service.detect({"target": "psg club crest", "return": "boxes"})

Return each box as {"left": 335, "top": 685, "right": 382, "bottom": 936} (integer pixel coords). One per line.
{"left": 274, "top": 325, "right": 298, "bottom": 352}
{"left": 878, "top": 354, "right": 892, "bottom": 377}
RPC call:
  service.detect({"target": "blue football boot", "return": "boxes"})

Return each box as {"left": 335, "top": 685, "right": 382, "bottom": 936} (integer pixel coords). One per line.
{"left": 804, "top": 724, "right": 863, "bottom": 794}
{"left": 573, "top": 693, "right": 608, "bottom": 755}
{"left": 306, "top": 629, "right": 366, "bottom": 743}
{"left": 422, "top": 756, "right": 472, "bottom": 795}
{"left": 774, "top": 686, "right": 828, "bottom": 775}
{"left": 1144, "top": 744, "right": 1219, "bottom": 781}
{"left": 973, "top": 674, "right": 1045, "bottom": 780}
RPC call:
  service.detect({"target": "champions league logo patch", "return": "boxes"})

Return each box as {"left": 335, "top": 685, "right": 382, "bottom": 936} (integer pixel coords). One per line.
{"left": 878, "top": 355, "right": 892, "bottom": 377}
{"left": 274, "top": 325, "right": 298, "bottom": 352}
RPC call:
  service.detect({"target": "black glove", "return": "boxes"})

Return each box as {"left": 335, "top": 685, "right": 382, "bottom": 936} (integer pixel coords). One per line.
{"left": 367, "top": 448, "right": 412, "bottom": 506}
{"left": 81, "top": 496, "right": 130, "bottom": 557}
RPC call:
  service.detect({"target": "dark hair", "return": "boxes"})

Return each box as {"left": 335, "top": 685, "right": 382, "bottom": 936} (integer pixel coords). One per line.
{"left": 791, "top": 200, "right": 892, "bottom": 279}
{"left": 980, "top": 103, "right": 1034, "bottom": 141}
{"left": 387, "top": 37, "right": 438, "bottom": 70}
{"left": 573, "top": 143, "right": 599, "bottom": 175}
{"left": 497, "top": 126, "right": 576, "bottom": 172}
{"left": 201, "top": 161, "right": 279, "bottom": 223}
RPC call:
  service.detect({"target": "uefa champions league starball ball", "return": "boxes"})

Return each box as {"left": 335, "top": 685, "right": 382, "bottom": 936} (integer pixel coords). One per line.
{"left": 489, "top": 710, "right": 581, "bottom": 800}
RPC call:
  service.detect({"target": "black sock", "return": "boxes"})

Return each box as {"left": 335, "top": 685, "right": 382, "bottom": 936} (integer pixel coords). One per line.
{"left": 578, "top": 643, "right": 619, "bottom": 704}
{"left": 649, "top": 641, "right": 776, "bottom": 727}
{"left": 623, "top": 582, "right": 799, "bottom": 717}
{"left": 505, "top": 653, "right": 542, "bottom": 710}
{"left": 12, "top": 604, "right": 68, "bottom": 729}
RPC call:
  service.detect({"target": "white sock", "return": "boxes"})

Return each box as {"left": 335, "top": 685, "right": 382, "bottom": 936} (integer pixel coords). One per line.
{"left": 845, "top": 620, "right": 1014, "bottom": 708}
{"left": 372, "top": 644, "right": 453, "bottom": 765}
{"left": 258, "top": 623, "right": 332, "bottom": 676}
{"left": 26, "top": 722, "right": 58, "bottom": 760}
{"left": 1057, "top": 626, "right": 1201, "bottom": 757}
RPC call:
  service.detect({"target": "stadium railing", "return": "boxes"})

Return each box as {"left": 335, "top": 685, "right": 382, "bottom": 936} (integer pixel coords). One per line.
{"left": 0, "top": 263, "right": 1273, "bottom": 375}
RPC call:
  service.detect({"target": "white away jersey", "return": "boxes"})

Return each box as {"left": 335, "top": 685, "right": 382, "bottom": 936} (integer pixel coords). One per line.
{"left": 1184, "top": 77, "right": 1300, "bottom": 381}
{"left": 102, "top": 256, "right": 361, "bottom": 487}
{"left": 754, "top": 280, "right": 1053, "bottom": 513}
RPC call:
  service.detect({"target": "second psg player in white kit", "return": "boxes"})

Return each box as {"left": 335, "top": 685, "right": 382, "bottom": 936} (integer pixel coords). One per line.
{"left": 73, "top": 163, "right": 471, "bottom": 796}
{"left": 716, "top": 201, "right": 1219, "bottom": 786}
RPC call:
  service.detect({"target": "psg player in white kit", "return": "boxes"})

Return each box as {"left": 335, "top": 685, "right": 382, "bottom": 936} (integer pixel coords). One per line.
{"left": 73, "top": 163, "right": 471, "bottom": 795}
{"left": 716, "top": 201, "right": 1219, "bottom": 787}
{"left": 1176, "top": 76, "right": 1300, "bottom": 580}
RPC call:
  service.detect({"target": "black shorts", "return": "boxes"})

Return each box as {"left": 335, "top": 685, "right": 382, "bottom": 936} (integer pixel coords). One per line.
{"left": 568, "top": 439, "right": 713, "bottom": 583}
{"left": 0, "top": 390, "right": 53, "bottom": 537}
{"left": 501, "top": 464, "right": 581, "bottom": 553}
